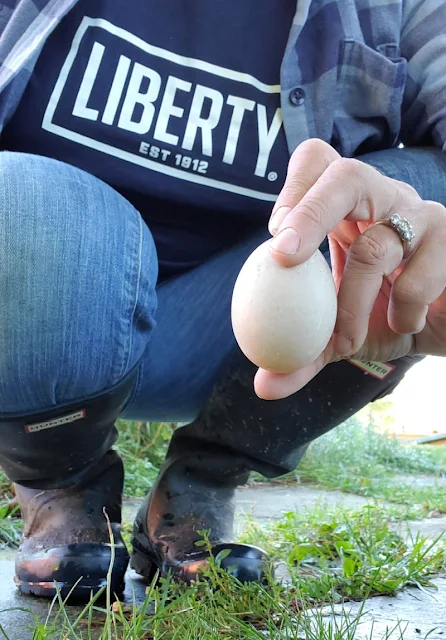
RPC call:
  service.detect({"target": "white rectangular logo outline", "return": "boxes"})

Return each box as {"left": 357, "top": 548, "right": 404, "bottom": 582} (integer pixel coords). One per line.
{"left": 42, "top": 16, "right": 281, "bottom": 202}
{"left": 25, "top": 409, "right": 87, "bottom": 433}
{"left": 348, "top": 359, "right": 395, "bottom": 380}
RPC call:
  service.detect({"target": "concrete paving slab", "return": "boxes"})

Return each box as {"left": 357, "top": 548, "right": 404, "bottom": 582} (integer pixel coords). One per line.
{"left": 332, "top": 577, "right": 446, "bottom": 639}
{"left": 395, "top": 516, "right": 446, "bottom": 542}
{"left": 235, "top": 483, "right": 377, "bottom": 522}
{"left": 123, "top": 484, "right": 380, "bottom": 540}
{"left": 389, "top": 474, "right": 446, "bottom": 488}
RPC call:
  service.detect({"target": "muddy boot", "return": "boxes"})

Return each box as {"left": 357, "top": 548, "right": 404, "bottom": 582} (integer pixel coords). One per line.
{"left": 131, "top": 442, "right": 264, "bottom": 583}
{"left": 131, "top": 349, "right": 421, "bottom": 584}
{"left": 0, "top": 372, "right": 136, "bottom": 599}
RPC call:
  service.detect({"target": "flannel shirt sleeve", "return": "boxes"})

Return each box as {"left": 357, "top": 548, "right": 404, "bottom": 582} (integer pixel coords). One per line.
{"left": 400, "top": 0, "right": 446, "bottom": 151}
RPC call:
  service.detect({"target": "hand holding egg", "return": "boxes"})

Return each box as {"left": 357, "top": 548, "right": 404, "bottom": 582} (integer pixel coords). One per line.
{"left": 232, "top": 139, "right": 446, "bottom": 401}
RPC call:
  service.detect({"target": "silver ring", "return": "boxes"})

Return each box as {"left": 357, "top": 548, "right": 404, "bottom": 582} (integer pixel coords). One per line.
{"left": 374, "top": 213, "right": 415, "bottom": 248}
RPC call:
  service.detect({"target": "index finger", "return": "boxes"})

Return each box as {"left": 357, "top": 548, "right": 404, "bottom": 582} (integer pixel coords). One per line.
{"left": 269, "top": 139, "right": 340, "bottom": 235}
{"left": 270, "top": 158, "right": 408, "bottom": 267}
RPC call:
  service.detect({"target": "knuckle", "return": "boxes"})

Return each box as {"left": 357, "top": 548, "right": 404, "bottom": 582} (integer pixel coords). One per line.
{"left": 331, "top": 157, "right": 365, "bottom": 181}
{"left": 434, "top": 230, "right": 446, "bottom": 248}
{"left": 298, "top": 196, "right": 330, "bottom": 228}
{"left": 278, "top": 185, "right": 298, "bottom": 207}
{"left": 336, "top": 306, "right": 363, "bottom": 352}
{"left": 336, "top": 305, "right": 357, "bottom": 329}
{"left": 299, "top": 138, "right": 333, "bottom": 156}
{"left": 350, "top": 232, "right": 389, "bottom": 267}
{"left": 281, "top": 175, "right": 312, "bottom": 200}
{"left": 425, "top": 200, "right": 446, "bottom": 223}
{"left": 291, "top": 138, "right": 339, "bottom": 167}
{"left": 392, "top": 179, "right": 420, "bottom": 201}
{"left": 392, "top": 276, "right": 427, "bottom": 306}
{"left": 393, "top": 310, "right": 427, "bottom": 335}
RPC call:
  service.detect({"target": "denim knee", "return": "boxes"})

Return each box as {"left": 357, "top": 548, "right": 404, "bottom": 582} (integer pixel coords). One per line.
{"left": 0, "top": 152, "right": 158, "bottom": 415}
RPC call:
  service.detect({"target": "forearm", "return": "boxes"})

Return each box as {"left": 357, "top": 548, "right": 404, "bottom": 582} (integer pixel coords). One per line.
{"left": 358, "top": 147, "right": 446, "bottom": 206}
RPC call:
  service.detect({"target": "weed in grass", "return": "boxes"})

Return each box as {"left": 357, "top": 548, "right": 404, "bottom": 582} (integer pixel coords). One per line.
{"left": 0, "top": 472, "right": 14, "bottom": 503}
{"left": 0, "top": 502, "right": 22, "bottom": 548}
{"left": 370, "top": 482, "right": 446, "bottom": 514}
{"left": 241, "top": 504, "right": 445, "bottom": 603}
{"left": 121, "top": 520, "right": 133, "bottom": 550}
{"left": 116, "top": 421, "right": 175, "bottom": 497}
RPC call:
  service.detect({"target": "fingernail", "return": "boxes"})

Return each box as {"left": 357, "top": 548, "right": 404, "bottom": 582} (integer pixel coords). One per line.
{"left": 270, "top": 227, "right": 301, "bottom": 255}
{"left": 334, "top": 332, "right": 353, "bottom": 356}
{"left": 269, "top": 206, "right": 292, "bottom": 235}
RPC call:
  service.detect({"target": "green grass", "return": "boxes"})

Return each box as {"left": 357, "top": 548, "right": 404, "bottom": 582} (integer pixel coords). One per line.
{"left": 241, "top": 504, "right": 445, "bottom": 602}
{"left": 292, "top": 420, "right": 446, "bottom": 514}
{"left": 1, "top": 504, "right": 444, "bottom": 639}
{"left": 116, "top": 420, "right": 175, "bottom": 497}
{"left": 0, "top": 502, "right": 22, "bottom": 548}
{"left": 0, "top": 581, "right": 375, "bottom": 640}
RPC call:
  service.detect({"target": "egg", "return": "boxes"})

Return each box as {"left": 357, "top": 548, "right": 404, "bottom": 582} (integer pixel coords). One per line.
{"left": 231, "top": 240, "right": 337, "bottom": 374}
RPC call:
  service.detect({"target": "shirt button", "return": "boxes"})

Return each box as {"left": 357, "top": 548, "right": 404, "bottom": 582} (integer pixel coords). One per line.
{"left": 289, "top": 87, "right": 306, "bottom": 106}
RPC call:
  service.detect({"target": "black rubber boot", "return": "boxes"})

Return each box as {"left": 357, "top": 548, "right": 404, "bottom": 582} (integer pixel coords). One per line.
{"left": 131, "top": 442, "right": 266, "bottom": 583}
{"left": 131, "top": 349, "right": 422, "bottom": 584}
{"left": 0, "top": 372, "right": 136, "bottom": 600}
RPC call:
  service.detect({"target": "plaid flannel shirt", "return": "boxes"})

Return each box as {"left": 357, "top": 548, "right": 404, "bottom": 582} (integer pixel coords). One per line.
{"left": 0, "top": 0, "right": 444, "bottom": 157}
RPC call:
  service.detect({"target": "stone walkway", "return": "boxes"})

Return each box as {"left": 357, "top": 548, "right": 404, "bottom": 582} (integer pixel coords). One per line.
{"left": 0, "top": 484, "right": 444, "bottom": 639}
{"left": 331, "top": 578, "right": 446, "bottom": 640}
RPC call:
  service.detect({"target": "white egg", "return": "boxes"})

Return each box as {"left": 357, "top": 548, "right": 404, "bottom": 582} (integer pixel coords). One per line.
{"left": 231, "top": 241, "right": 337, "bottom": 374}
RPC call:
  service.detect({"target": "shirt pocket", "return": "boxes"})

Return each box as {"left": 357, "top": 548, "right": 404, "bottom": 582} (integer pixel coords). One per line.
{"left": 333, "top": 39, "right": 408, "bottom": 156}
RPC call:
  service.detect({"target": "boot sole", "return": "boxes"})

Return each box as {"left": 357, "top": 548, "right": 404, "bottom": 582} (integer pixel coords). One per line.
{"left": 16, "top": 577, "right": 126, "bottom": 600}
{"left": 15, "top": 543, "right": 129, "bottom": 601}
{"left": 131, "top": 536, "right": 270, "bottom": 585}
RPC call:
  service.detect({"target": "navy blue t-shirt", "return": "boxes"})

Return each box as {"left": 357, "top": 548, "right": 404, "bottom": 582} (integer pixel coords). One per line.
{"left": 3, "top": 1, "right": 295, "bottom": 279}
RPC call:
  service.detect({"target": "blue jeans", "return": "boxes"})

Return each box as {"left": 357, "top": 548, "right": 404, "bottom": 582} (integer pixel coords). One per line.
{"left": 1, "top": 148, "right": 445, "bottom": 422}
{"left": 0, "top": 151, "right": 266, "bottom": 422}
